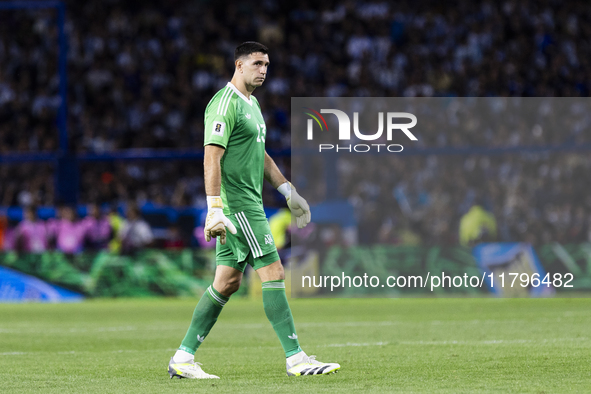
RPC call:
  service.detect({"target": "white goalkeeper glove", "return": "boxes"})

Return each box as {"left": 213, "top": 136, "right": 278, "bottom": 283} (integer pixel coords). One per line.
{"left": 204, "top": 196, "right": 237, "bottom": 245}
{"left": 278, "top": 182, "right": 311, "bottom": 229}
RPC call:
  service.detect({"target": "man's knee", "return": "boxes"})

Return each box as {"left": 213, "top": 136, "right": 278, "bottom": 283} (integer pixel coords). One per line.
{"left": 257, "top": 260, "right": 285, "bottom": 282}
{"left": 212, "top": 265, "right": 243, "bottom": 297}
{"left": 214, "top": 276, "right": 242, "bottom": 296}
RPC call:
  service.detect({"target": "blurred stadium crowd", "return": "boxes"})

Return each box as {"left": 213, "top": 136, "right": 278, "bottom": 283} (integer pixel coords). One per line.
{"left": 293, "top": 98, "right": 591, "bottom": 246}
{"left": 1, "top": 0, "right": 591, "bottom": 247}
{"left": 330, "top": 152, "right": 591, "bottom": 246}
{"left": 0, "top": 202, "right": 209, "bottom": 253}
{"left": 0, "top": 203, "right": 153, "bottom": 254}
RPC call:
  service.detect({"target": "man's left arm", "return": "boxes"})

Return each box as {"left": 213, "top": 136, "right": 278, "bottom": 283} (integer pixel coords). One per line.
{"left": 264, "top": 152, "right": 311, "bottom": 228}
{"left": 264, "top": 151, "right": 288, "bottom": 188}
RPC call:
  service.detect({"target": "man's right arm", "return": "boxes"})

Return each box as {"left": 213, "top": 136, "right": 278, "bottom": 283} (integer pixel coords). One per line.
{"left": 204, "top": 144, "right": 225, "bottom": 196}
{"left": 203, "top": 144, "right": 236, "bottom": 244}
{"left": 203, "top": 90, "right": 237, "bottom": 244}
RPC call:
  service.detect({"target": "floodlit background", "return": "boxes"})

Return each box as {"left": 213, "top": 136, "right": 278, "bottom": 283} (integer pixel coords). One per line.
{"left": 1, "top": 0, "right": 590, "bottom": 298}
{"left": 0, "top": 2, "right": 591, "bottom": 391}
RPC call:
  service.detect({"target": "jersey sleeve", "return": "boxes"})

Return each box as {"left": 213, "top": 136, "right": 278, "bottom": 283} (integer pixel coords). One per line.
{"left": 204, "top": 93, "right": 236, "bottom": 148}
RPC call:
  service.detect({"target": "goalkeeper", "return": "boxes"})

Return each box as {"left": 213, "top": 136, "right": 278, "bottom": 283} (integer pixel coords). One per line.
{"left": 168, "top": 42, "right": 340, "bottom": 379}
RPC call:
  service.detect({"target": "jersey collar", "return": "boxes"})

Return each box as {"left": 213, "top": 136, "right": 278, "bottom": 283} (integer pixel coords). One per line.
{"left": 227, "top": 82, "right": 253, "bottom": 106}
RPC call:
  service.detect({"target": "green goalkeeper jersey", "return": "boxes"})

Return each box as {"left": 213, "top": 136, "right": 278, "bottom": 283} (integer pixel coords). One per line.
{"left": 204, "top": 82, "right": 267, "bottom": 215}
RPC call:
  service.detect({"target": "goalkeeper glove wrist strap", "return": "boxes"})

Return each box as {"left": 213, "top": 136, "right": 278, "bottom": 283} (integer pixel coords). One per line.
{"left": 207, "top": 196, "right": 223, "bottom": 209}
{"left": 277, "top": 182, "right": 292, "bottom": 197}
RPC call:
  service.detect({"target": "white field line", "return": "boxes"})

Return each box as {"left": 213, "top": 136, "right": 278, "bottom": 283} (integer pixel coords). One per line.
{"left": 1, "top": 337, "right": 589, "bottom": 357}
{"left": 321, "top": 342, "right": 390, "bottom": 347}
{"left": 0, "top": 321, "right": 399, "bottom": 334}
{"left": 0, "top": 316, "right": 583, "bottom": 334}
{"left": 0, "top": 342, "right": 389, "bottom": 356}
{"left": 0, "top": 348, "right": 177, "bottom": 356}
{"left": 399, "top": 337, "right": 590, "bottom": 345}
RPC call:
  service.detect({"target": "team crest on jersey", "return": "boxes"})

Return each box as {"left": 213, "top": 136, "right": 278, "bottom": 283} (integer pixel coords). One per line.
{"left": 264, "top": 234, "right": 274, "bottom": 245}
{"left": 245, "top": 113, "right": 251, "bottom": 119}
{"left": 212, "top": 121, "right": 225, "bottom": 136}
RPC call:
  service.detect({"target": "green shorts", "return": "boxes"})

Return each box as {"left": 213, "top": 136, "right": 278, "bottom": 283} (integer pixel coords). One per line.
{"left": 216, "top": 208, "right": 280, "bottom": 273}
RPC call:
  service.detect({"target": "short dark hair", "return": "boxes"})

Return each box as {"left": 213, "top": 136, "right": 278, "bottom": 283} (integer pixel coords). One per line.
{"left": 234, "top": 41, "right": 268, "bottom": 61}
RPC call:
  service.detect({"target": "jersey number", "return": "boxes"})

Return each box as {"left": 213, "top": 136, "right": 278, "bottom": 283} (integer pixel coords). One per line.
{"left": 256, "top": 124, "right": 266, "bottom": 142}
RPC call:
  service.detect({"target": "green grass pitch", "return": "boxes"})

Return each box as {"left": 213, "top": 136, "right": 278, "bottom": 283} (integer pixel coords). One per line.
{"left": 0, "top": 297, "right": 590, "bottom": 393}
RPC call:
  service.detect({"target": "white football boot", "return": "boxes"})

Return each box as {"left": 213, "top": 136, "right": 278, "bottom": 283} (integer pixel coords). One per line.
{"left": 286, "top": 352, "right": 340, "bottom": 376}
{"left": 168, "top": 358, "right": 220, "bottom": 379}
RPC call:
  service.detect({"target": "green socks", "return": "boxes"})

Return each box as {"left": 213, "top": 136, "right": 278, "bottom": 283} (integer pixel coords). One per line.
{"left": 179, "top": 280, "right": 301, "bottom": 358}
{"left": 262, "top": 280, "right": 302, "bottom": 357}
{"left": 179, "top": 285, "right": 229, "bottom": 354}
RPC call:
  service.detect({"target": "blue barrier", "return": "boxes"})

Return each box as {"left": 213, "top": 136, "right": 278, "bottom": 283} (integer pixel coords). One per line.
{"left": 2, "top": 202, "right": 351, "bottom": 230}
{"left": 473, "top": 243, "right": 554, "bottom": 297}
{"left": 2, "top": 204, "right": 282, "bottom": 229}
{"left": 0, "top": 266, "right": 83, "bottom": 302}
